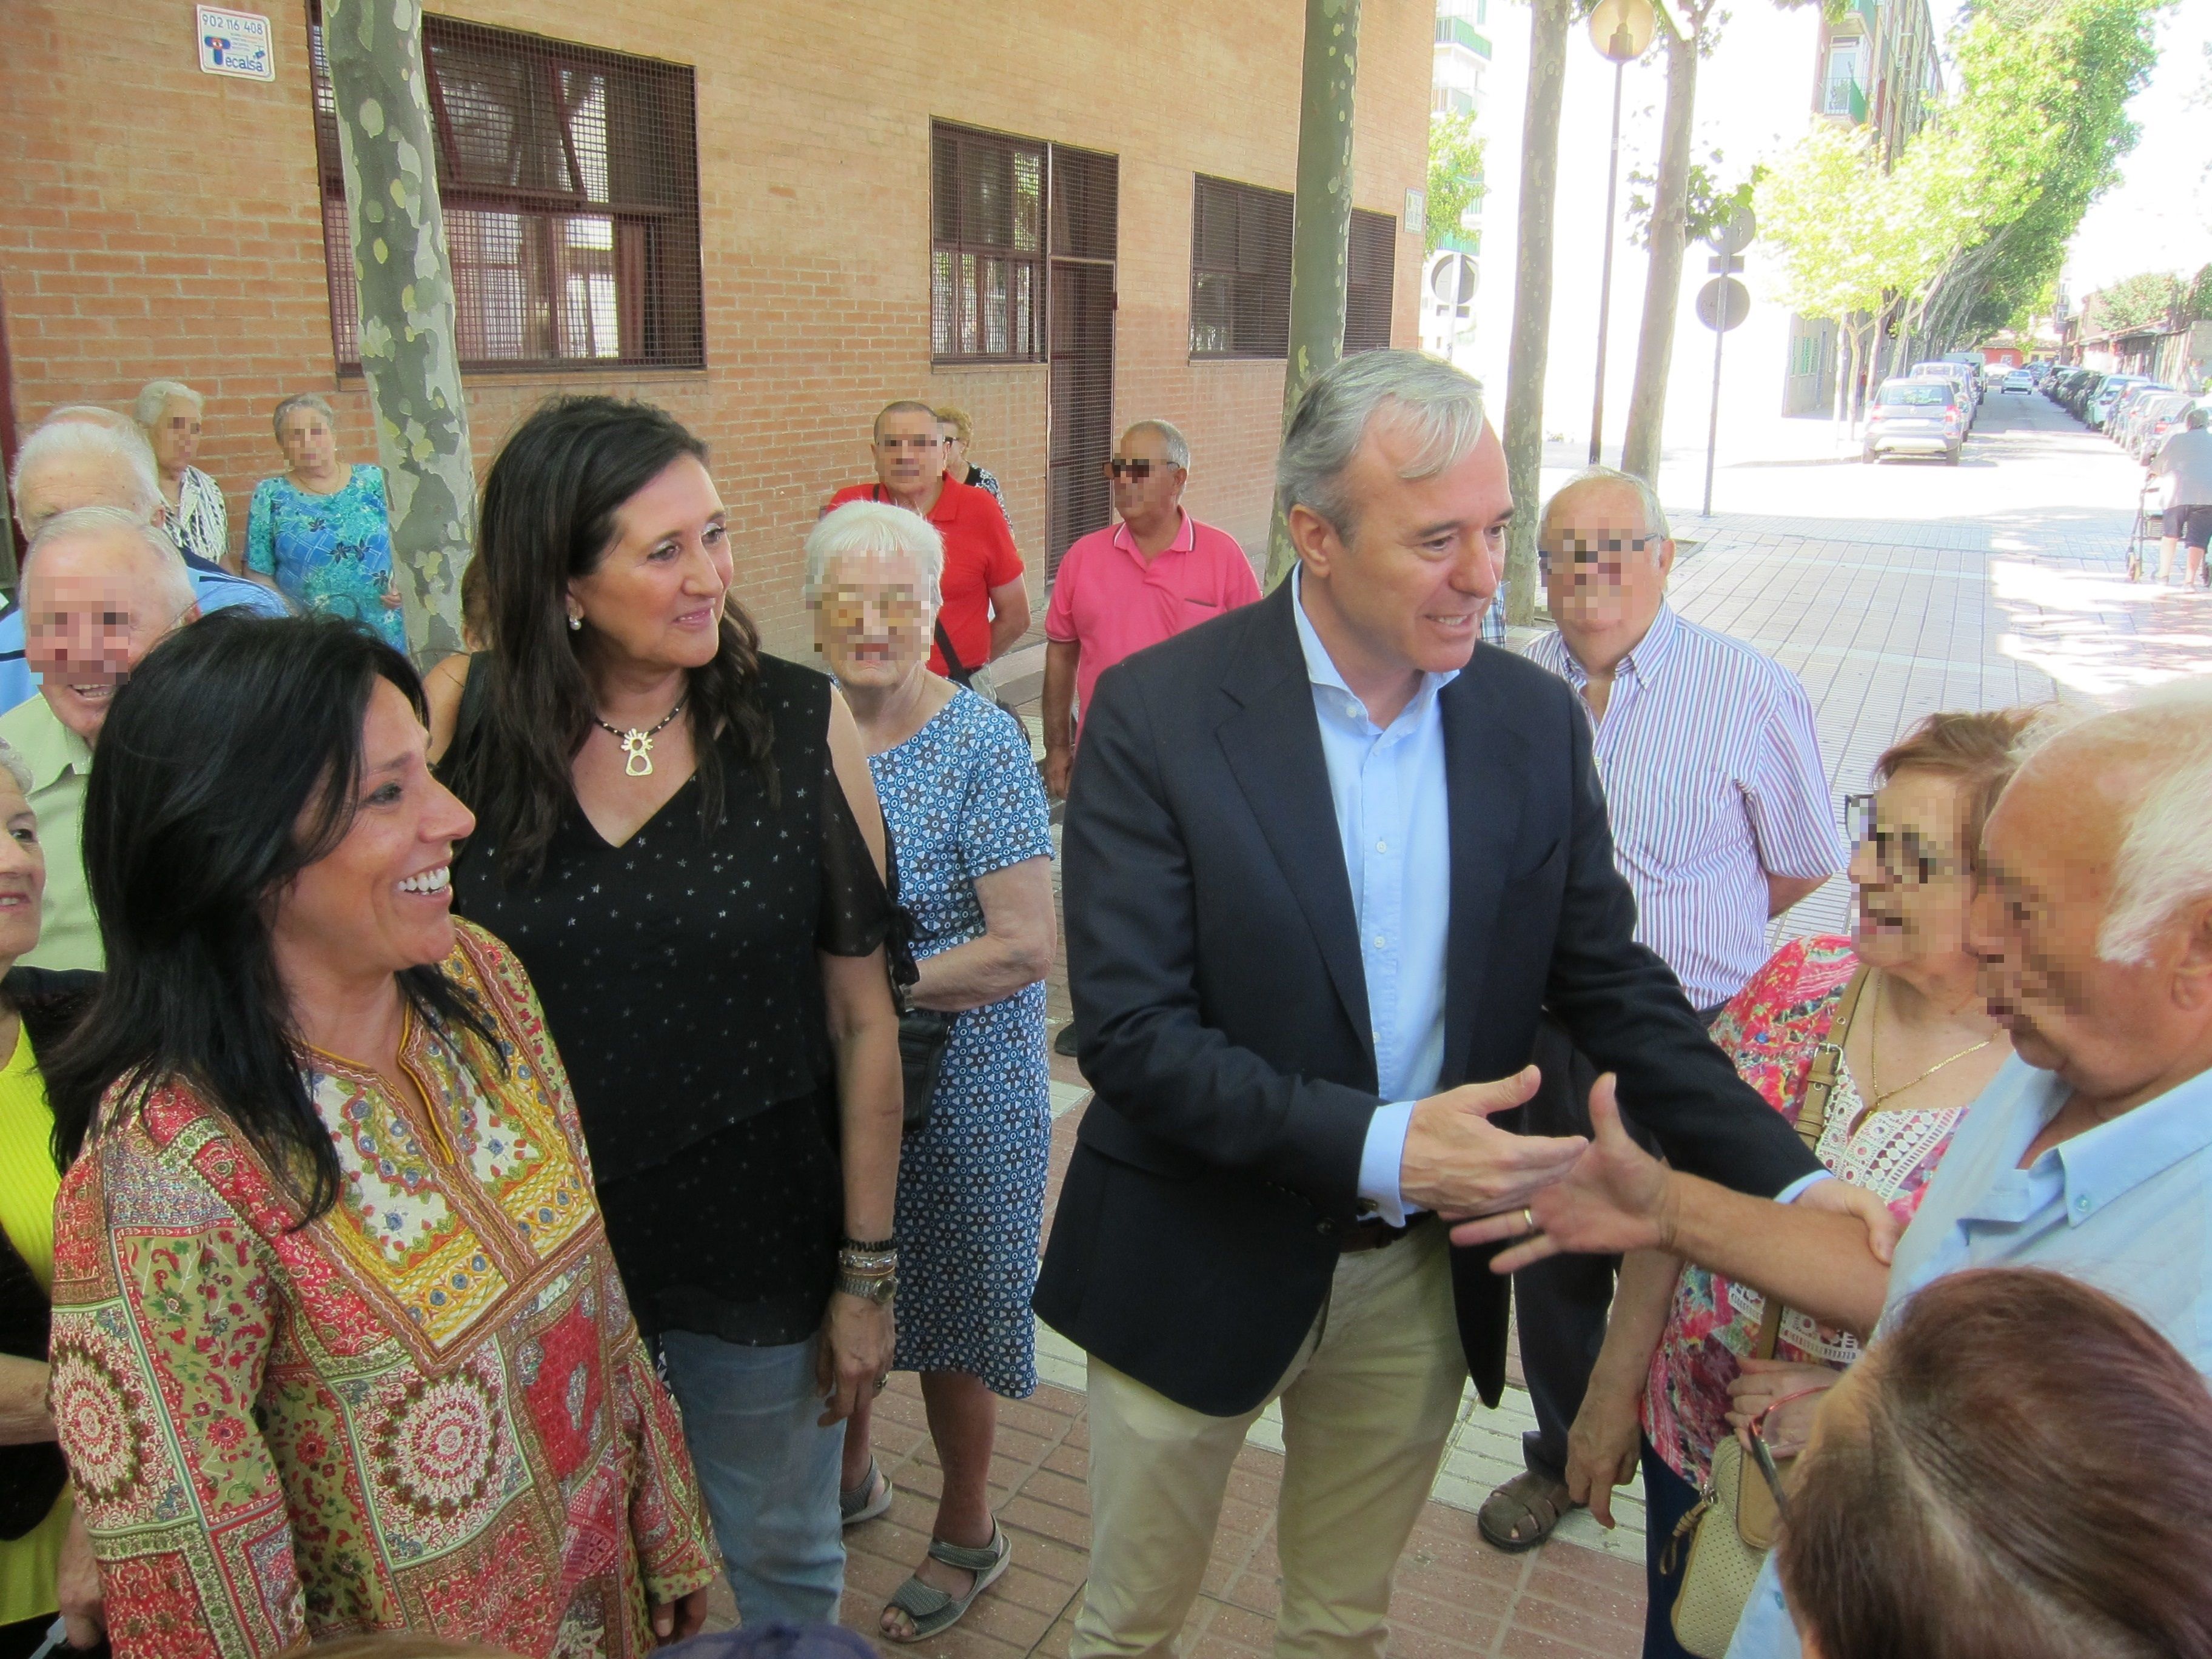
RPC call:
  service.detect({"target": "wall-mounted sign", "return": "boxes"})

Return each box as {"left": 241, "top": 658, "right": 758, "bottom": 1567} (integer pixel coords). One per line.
{"left": 1403, "top": 189, "right": 1428, "bottom": 240}
{"left": 197, "top": 6, "right": 274, "bottom": 80}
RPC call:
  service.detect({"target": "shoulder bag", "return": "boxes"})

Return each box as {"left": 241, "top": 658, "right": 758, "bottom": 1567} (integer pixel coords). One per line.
{"left": 1665, "top": 967, "right": 1871, "bottom": 1658}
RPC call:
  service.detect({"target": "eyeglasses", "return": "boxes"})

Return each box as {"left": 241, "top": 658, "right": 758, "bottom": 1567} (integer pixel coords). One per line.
{"left": 874, "top": 435, "right": 940, "bottom": 453}
{"left": 1537, "top": 534, "right": 1658, "bottom": 574}
{"left": 816, "top": 591, "right": 932, "bottom": 629}
{"left": 1104, "top": 459, "right": 1159, "bottom": 480}
{"left": 1747, "top": 1386, "right": 1829, "bottom": 1525}
{"left": 1845, "top": 792, "right": 1959, "bottom": 886}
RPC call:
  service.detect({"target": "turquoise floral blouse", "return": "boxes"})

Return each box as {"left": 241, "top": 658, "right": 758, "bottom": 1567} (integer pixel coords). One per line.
{"left": 246, "top": 466, "right": 408, "bottom": 650}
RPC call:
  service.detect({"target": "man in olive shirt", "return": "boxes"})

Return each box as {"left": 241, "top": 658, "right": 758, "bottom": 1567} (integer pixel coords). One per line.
{"left": 0, "top": 508, "right": 199, "bottom": 970}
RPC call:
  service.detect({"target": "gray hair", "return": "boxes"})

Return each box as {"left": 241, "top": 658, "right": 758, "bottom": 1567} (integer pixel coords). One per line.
{"left": 804, "top": 499, "right": 945, "bottom": 610}
{"left": 24, "top": 505, "right": 198, "bottom": 619}
{"left": 1542, "top": 466, "right": 1672, "bottom": 546}
{"left": 2057, "top": 679, "right": 2212, "bottom": 964}
{"left": 2188, "top": 405, "right": 2210, "bottom": 432}
{"left": 1123, "top": 420, "right": 1191, "bottom": 471}
{"left": 8, "top": 417, "right": 163, "bottom": 528}
{"left": 1276, "top": 350, "right": 1487, "bottom": 541}
{"left": 0, "top": 740, "right": 30, "bottom": 799}
{"left": 871, "top": 399, "right": 940, "bottom": 441}
{"left": 132, "top": 379, "right": 204, "bottom": 429}
{"left": 272, "top": 392, "right": 336, "bottom": 441}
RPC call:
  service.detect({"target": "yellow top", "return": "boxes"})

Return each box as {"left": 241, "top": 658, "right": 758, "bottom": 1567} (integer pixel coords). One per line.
{"left": 0, "top": 1017, "right": 71, "bottom": 1628}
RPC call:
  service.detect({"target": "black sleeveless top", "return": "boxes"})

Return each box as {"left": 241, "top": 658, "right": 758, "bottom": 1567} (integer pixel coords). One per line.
{"left": 451, "top": 655, "right": 901, "bottom": 1345}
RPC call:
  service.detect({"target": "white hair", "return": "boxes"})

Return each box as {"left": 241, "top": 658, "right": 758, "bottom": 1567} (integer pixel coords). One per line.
{"left": 272, "top": 391, "right": 336, "bottom": 441}
{"left": 1276, "top": 350, "right": 1487, "bottom": 543}
{"left": 9, "top": 417, "right": 163, "bottom": 526}
{"left": 1124, "top": 419, "right": 1191, "bottom": 471}
{"left": 24, "top": 505, "right": 197, "bottom": 620}
{"left": 1543, "top": 465, "right": 1672, "bottom": 545}
{"left": 0, "top": 740, "right": 30, "bottom": 799}
{"left": 132, "top": 379, "right": 204, "bottom": 429}
{"left": 2075, "top": 679, "right": 2212, "bottom": 963}
{"left": 803, "top": 499, "right": 945, "bottom": 609}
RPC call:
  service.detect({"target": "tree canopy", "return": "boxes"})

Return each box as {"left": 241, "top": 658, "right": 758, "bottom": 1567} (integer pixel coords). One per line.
{"left": 2091, "top": 270, "right": 2184, "bottom": 332}
{"left": 1426, "top": 110, "right": 1486, "bottom": 255}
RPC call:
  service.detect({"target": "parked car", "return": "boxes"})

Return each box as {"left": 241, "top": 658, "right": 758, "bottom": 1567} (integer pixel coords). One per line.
{"left": 2003, "top": 368, "right": 2036, "bottom": 394}
{"left": 2063, "top": 371, "right": 2106, "bottom": 418}
{"left": 2087, "top": 375, "right": 2149, "bottom": 431}
{"left": 2143, "top": 397, "right": 2212, "bottom": 464}
{"left": 2121, "top": 390, "right": 2189, "bottom": 459}
{"left": 1911, "top": 362, "right": 1979, "bottom": 427}
{"left": 1865, "top": 377, "right": 1966, "bottom": 464}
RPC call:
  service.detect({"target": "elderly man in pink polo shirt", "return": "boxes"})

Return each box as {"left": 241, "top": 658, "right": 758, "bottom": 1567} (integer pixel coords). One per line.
{"left": 1042, "top": 420, "right": 1262, "bottom": 798}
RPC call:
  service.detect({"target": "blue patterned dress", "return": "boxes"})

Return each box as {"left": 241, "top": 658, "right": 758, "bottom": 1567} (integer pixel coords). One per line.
{"left": 868, "top": 688, "right": 1053, "bottom": 1396}
{"left": 246, "top": 464, "right": 409, "bottom": 651}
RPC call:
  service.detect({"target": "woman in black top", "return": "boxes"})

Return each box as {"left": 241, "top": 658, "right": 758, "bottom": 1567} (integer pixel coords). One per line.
{"left": 431, "top": 397, "right": 905, "bottom": 1628}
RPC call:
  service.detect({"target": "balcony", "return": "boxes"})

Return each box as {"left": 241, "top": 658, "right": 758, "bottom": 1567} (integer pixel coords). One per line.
{"left": 1434, "top": 16, "right": 1492, "bottom": 58}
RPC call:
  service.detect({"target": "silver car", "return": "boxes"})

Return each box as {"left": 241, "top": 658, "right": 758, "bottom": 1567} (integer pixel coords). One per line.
{"left": 1864, "top": 378, "right": 1965, "bottom": 464}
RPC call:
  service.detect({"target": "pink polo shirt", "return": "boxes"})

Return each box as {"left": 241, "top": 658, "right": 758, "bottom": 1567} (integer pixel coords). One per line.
{"left": 1044, "top": 509, "right": 1262, "bottom": 723}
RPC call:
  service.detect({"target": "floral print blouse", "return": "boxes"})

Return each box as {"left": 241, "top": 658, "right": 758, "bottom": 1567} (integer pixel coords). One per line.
{"left": 171, "top": 466, "right": 230, "bottom": 566}
{"left": 47, "top": 922, "right": 717, "bottom": 1658}
{"left": 246, "top": 466, "right": 407, "bottom": 651}
{"left": 1641, "top": 935, "right": 1970, "bottom": 1486}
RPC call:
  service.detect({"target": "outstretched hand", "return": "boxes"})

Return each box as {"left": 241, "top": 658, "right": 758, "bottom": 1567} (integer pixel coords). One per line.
{"left": 1447, "top": 1073, "right": 1672, "bottom": 1269}
{"left": 1399, "top": 1066, "right": 1586, "bottom": 1218}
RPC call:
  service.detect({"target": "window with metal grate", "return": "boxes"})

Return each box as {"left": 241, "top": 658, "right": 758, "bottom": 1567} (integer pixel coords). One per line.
{"left": 1343, "top": 209, "right": 1397, "bottom": 355}
{"left": 1189, "top": 176, "right": 1293, "bottom": 360}
{"left": 931, "top": 122, "right": 1047, "bottom": 363}
{"left": 307, "top": 4, "right": 703, "bottom": 373}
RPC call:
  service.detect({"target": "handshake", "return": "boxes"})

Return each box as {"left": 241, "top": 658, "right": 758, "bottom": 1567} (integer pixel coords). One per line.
{"left": 1403, "top": 1068, "right": 1900, "bottom": 1269}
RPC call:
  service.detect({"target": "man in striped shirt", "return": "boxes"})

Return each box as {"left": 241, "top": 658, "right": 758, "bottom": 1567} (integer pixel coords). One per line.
{"left": 1476, "top": 466, "right": 1847, "bottom": 1551}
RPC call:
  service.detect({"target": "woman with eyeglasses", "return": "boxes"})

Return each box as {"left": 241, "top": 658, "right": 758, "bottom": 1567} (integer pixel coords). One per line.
{"left": 1558, "top": 709, "right": 2031, "bottom": 1659}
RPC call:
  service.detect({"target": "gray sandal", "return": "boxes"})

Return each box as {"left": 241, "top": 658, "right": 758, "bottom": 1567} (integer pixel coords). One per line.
{"left": 840, "top": 1458, "right": 893, "bottom": 1528}
{"left": 882, "top": 1523, "right": 1012, "bottom": 1643}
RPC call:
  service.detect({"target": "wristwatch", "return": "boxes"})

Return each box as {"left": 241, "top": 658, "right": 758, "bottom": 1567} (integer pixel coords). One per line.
{"left": 836, "top": 1271, "right": 898, "bottom": 1304}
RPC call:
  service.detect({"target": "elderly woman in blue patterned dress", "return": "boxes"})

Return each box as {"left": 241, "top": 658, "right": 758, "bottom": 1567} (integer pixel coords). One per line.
{"left": 808, "top": 500, "right": 1055, "bottom": 1643}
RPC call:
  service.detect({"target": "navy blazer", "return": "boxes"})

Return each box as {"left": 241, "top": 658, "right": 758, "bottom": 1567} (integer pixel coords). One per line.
{"left": 1032, "top": 580, "right": 1820, "bottom": 1416}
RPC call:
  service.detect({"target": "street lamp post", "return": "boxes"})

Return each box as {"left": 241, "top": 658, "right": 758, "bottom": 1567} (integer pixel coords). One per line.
{"left": 1586, "top": 0, "right": 1655, "bottom": 466}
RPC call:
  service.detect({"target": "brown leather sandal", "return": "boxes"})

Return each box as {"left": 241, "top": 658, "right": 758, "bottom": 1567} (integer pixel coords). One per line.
{"left": 1477, "top": 1470, "right": 1578, "bottom": 1552}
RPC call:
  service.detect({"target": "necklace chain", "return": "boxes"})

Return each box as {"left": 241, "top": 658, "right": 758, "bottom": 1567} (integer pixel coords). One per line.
{"left": 594, "top": 697, "right": 685, "bottom": 778}
{"left": 1867, "top": 977, "right": 1996, "bottom": 1110}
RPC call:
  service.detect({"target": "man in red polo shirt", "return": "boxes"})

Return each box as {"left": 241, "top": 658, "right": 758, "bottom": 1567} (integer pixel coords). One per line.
{"left": 1041, "top": 420, "right": 1262, "bottom": 797}
{"left": 826, "top": 400, "right": 1028, "bottom": 695}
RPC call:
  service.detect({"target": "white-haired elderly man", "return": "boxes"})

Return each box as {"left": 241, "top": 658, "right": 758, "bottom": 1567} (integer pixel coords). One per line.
{"left": 1453, "top": 680, "right": 2212, "bottom": 1659}
{"left": 1, "top": 409, "right": 287, "bottom": 714}
{"left": 0, "top": 507, "right": 204, "bottom": 971}
{"left": 1036, "top": 352, "right": 1882, "bottom": 1659}
{"left": 1480, "top": 466, "right": 1846, "bottom": 1549}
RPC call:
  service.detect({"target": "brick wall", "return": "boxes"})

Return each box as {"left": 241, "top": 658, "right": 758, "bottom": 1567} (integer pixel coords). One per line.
{"left": 1, "top": 0, "right": 1430, "bottom": 655}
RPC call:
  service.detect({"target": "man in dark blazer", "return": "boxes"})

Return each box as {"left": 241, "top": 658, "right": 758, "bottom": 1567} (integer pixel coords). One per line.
{"left": 1034, "top": 351, "right": 1833, "bottom": 1659}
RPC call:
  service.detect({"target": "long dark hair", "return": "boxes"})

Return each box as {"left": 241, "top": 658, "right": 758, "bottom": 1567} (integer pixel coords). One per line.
{"left": 441, "top": 396, "right": 776, "bottom": 883}
{"left": 46, "top": 613, "right": 497, "bottom": 1222}
{"left": 1780, "top": 1268, "right": 2212, "bottom": 1659}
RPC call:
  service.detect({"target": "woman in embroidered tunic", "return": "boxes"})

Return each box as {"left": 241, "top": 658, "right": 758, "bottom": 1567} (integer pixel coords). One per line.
{"left": 42, "top": 615, "right": 717, "bottom": 1659}
{"left": 1561, "top": 709, "right": 2031, "bottom": 1659}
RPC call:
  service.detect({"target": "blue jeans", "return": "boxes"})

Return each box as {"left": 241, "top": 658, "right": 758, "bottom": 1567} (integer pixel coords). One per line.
{"left": 660, "top": 1330, "right": 845, "bottom": 1626}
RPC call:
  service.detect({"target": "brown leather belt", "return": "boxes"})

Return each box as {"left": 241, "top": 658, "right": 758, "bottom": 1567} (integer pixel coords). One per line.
{"left": 1338, "top": 1211, "right": 1433, "bottom": 1253}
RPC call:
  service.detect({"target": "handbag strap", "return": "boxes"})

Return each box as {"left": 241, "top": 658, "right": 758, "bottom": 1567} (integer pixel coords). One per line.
{"left": 933, "top": 617, "right": 974, "bottom": 688}
{"left": 1751, "top": 966, "right": 1875, "bottom": 1362}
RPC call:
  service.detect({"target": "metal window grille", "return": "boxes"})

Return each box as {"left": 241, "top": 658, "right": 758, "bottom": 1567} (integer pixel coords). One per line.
{"left": 931, "top": 122, "right": 1046, "bottom": 363}
{"left": 1821, "top": 39, "right": 1863, "bottom": 116}
{"left": 1048, "top": 144, "right": 1118, "bottom": 578}
{"left": 307, "top": 3, "right": 703, "bottom": 373}
{"left": 1343, "top": 209, "right": 1396, "bottom": 354}
{"left": 1190, "top": 176, "right": 1293, "bottom": 360}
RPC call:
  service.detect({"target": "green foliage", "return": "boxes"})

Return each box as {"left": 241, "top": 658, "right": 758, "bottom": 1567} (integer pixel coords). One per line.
{"left": 2093, "top": 270, "right": 2184, "bottom": 333}
{"left": 1426, "top": 110, "right": 1487, "bottom": 255}
{"left": 2188, "top": 263, "right": 2212, "bottom": 322}
{"left": 1753, "top": 124, "right": 1903, "bottom": 324}
{"left": 1625, "top": 151, "right": 1765, "bottom": 247}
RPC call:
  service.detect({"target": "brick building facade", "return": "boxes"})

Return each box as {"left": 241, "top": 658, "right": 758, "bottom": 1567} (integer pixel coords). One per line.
{"left": 1, "top": 1, "right": 1431, "bottom": 653}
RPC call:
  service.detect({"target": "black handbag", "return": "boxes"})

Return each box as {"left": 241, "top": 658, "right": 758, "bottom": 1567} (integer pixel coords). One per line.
{"left": 898, "top": 1005, "right": 954, "bottom": 1135}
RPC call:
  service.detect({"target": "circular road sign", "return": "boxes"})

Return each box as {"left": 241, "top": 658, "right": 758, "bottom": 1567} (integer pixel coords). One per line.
{"left": 1706, "top": 204, "right": 1756, "bottom": 256}
{"left": 1695, "top": 276, "right": 1751, "bottom": 332}
{"left": 1427, "top": 252, "right": 1478, "bottom": 309}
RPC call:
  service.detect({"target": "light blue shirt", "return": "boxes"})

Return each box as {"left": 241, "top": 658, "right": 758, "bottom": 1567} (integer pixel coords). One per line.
{"left": 1726, "top": 1054, "right": 2212, "bottom": 1659}
{"left": 1289, "top": 571, "right": 1455, "bottom": 1227}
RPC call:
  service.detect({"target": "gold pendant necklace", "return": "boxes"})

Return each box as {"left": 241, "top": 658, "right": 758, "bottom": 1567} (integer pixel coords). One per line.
{"left": 594, "top": 697, "right": 686, "bottom": 778}
{"left": 1867, "top": 979, "right": 1996, "bottom": 1111}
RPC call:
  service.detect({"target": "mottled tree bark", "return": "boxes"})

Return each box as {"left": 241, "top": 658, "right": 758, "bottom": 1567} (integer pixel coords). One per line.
{"left": 1617, "top": 17, "right": 1698, "bottom": 484}
{"left": 1501, "top": 0, "right": 1570, "bottom": 627}
{"left": 323, "top": 0, "right": 471, "bottom": 662}
{"left": 1266, "top": 0, "right": 1363, "bottom": 589}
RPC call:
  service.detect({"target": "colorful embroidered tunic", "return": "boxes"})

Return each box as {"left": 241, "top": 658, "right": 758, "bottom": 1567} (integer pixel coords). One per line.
{"left": 45, "top": 921, "right": 717, "bottom": 1659}
{"left": 1641, "top": 935, "right": 1969, "bottom": 1486}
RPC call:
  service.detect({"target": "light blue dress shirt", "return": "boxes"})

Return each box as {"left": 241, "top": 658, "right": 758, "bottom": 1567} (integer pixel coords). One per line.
{"left": 1725, "top": 1054, "right": 2212, "bottom": 1658}
{"left": 1289, "top": 571, "right": 1456, "bottom": 1227}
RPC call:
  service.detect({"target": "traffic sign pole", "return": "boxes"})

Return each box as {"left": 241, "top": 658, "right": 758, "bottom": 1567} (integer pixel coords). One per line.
{"left": 1702, "top": 309, "right": 1726, "bottom": 518}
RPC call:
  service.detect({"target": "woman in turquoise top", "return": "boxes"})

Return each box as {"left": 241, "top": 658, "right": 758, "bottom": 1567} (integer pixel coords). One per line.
{"left": 246, "top": 393, "right": 408, "bottom": 651}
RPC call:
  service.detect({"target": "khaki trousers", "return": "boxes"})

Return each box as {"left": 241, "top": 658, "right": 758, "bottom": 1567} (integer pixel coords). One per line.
{"left": 1072, "top": 1221, "right": 1468, "bottom": 1659}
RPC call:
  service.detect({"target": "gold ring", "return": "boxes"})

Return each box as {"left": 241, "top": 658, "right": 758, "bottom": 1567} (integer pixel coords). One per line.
{"left": 1522, "top": 1207, "right": 1537, "bottom": 1234}
{"left": 872, "top": 1375, "right": 888, "bottom": 1394}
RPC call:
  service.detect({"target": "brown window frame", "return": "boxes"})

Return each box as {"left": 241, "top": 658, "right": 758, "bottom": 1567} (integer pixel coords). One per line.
{"left": 1189, "top": 175, "right": 1293, "bottom": 361}
{"left": 307, "top": 4, "right": 704, "bottom": 375}
{"left": 931, "top": 122, "right": 1047, "bottom": 364}
{"left": 1343, "top": 209, "right": 1398, "bottom": 355}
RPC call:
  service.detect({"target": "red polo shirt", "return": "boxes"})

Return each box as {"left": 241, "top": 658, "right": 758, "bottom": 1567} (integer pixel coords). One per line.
{"left": 1044, "top": 509, "right": 1262, "bottom": 722}
{"left": 825, "top": 478, "right": 1024, "bottom": 677}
